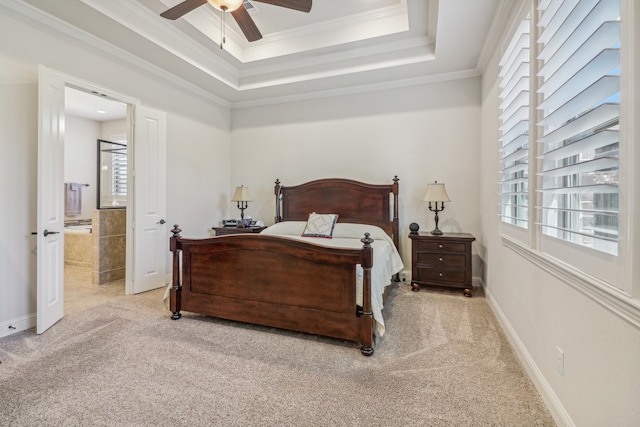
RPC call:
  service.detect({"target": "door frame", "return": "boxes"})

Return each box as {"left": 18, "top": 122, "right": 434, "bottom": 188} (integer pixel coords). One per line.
{"left": 40, "top": 68, "right": 140, "bottom": 299}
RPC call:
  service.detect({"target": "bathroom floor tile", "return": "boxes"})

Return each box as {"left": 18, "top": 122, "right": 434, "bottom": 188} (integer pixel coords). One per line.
{"left": 65, "top": 266, "right": 124, "bottom": 315}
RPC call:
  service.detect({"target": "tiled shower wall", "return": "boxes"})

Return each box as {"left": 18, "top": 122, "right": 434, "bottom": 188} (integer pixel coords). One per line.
{"left": 92, "top": 208, "right": 126, "bottom": 285}
{"left": 64, "top": 233, "right": 93, "bottom": 269}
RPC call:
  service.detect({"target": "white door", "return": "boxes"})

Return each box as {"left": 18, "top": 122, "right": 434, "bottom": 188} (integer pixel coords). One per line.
{"left": 131, "top": 106, "right": 168, "bottom": 294}
{"left": 36, "top": 66, "right": 65, "bottom": 333}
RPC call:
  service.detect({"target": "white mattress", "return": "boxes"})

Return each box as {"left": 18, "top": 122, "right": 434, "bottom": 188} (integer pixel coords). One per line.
{"left": 261, "top": 221, "right": 404, "bottom": 336}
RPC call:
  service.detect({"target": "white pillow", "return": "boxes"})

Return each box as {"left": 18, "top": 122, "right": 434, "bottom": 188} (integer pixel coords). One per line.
{"left": 260, "top": 221, "right": 307, "bottom": 236}
{"left": 301, "top": 212, "right": 339, "bottom": 238}
{"left": 332, "top": 223, "right": 389, "bottom": 241}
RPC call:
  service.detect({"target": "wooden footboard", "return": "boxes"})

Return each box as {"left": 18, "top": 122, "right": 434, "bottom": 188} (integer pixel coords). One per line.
{"left": 169, "top": 225, "right": 376, "bottom": 356}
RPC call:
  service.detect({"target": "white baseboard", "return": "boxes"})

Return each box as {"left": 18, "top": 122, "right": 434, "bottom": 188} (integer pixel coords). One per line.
{"left": 472, "top": 276, "right": 483, "bottom": 288}
{"left": 0, "top": 313, "right": 36, "bottom": 338}
{"left": 482, "top": 284, "right": 574, "bottom": 427}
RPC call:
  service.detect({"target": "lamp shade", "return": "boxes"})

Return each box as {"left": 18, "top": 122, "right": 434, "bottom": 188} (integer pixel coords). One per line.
{"left": 231, "top": 185, "right": 251, "bottom": 202}
{"left": 422, "top": 182, "right": 450, "bottom": 202}
{"left": 207, "top": 0, "right": 243, "bottom": 12}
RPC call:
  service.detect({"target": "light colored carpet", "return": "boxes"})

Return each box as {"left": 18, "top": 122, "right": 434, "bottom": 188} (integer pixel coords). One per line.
{"left": 0, "top": 283, "right": 555, "bottom": 426}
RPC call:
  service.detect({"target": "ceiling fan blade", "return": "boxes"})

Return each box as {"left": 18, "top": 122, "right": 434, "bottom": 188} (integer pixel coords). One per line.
{"left": 252, "top": 0, "right": 312, "bottom": 13}
{"left": 231, "top": 5, "right": 263, "bottom": 42}
{"left": 160, "top": 0, "right": 208, "bottom": 20}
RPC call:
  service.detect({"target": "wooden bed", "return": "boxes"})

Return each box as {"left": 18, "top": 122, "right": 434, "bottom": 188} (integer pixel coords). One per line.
{"left": 169, "top": 176, "right": 400, "bottom": 356}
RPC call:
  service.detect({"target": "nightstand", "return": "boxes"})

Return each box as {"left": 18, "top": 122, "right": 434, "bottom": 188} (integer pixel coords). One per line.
{"left": 212, "top": 226, "right": 267, "bottom": 236}
{"left": 408, "top": 232, "right": 476, "bottom": 297}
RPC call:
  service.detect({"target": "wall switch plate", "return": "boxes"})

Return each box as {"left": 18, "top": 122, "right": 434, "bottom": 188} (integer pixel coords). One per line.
{"left": 555, "top": 346, "right": 564, "bottom": 376}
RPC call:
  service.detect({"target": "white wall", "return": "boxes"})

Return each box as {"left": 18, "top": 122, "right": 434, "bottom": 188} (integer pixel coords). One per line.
{"left": 0, "top": 9, "right": 231, "bottom": 337}
{"left": 65, "top": 115, "right": 99, "bottom": 219}
{"left": 0, "top": 59, "right": 38, "bottom": 335}
{"left": 167, "top": 113, "right": 231, "bottom": 238}
{"left": 479, "top": 5, "right": 640, "bottom": 426}
{"left": 64, "top": 116, "right": 129, "bottom": 217}
{"left": 231, "top": 77, "right": 483, "bottom": 271}
{"left": 101, "top": 119, "right": 127, "bottom": 141}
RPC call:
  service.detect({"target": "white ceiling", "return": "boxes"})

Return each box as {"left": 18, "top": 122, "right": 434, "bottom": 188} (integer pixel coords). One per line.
{"left": 18, "top": 0, "right": 503, "bottom": 111}
{"left": 66, "top": 87, "right": 128, "bottom": 122}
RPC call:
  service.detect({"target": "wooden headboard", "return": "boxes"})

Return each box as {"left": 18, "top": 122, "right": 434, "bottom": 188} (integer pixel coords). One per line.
{"left": 274, "top": 176, "right": 400, "bottom": 250}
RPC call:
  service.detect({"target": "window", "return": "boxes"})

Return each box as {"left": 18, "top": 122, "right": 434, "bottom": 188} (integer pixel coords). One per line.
{"left": 537, "top": 0, "right": 620, "bottom": 256}
{"left": 497, "top": 0, "right": 633, "bottom": 292}
{"left": 112, "top": 148, "right": 127, "bottom": 196}
{"left": 98, "top": 139, "right": 127, "bottom": 208}
{"left": 499, "top": 17, "right": 531, "bottom": 229}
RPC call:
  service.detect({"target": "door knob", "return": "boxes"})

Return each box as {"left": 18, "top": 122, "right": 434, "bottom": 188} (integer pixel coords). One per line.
{"left": 43, "top": 229, "right": 59, "bottom": 237}
{"left": 158, "top": 219, "right": 166, "bottom": 225}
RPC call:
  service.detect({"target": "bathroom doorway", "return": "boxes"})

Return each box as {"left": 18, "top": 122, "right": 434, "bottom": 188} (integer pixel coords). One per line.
{"left": 63, "top": 86, "right": 128, "bottom": 314}
{"left": 38, "top": 67, "right": 168, "bottom": 333}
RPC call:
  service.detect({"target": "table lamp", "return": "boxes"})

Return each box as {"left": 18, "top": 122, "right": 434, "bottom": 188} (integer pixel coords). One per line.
{"left": 423, "top": 181, "right": 450, "bottom": 235}
{"left": 231, "top": 185, "right": 251, "bottom": 227}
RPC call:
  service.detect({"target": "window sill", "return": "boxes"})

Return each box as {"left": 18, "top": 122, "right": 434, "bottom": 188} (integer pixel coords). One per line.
{"left": 501, "top": 235, "right": 640, "bottom": 330}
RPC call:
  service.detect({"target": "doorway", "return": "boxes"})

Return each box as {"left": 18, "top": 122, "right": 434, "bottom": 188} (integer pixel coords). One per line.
{"left": 63, "top": 86, "right": 128, "bottom": 314}
{"left": 37, "top": 67, "right": 169, "bottom": 333}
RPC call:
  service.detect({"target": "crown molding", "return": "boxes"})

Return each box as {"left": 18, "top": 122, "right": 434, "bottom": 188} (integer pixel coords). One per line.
{"left": 188, "top": 0, "right": 411, "bottom": 63}
{"left": 5, "top": 0, "right": 491, "bottom": 110}
{"left": 238, "top": 39, "right": 434, "bottom": 91}
{"left": 3, "top": 0, "right": 231, "bottom": 108}
{"left": 82, "top": 0, "right": 239, "bottom": 86}
{"left": 232, "top": 68, "right": 481, "bottom": 109}
{"left": 475, "top": 0, "right": 515, "bottom": 73}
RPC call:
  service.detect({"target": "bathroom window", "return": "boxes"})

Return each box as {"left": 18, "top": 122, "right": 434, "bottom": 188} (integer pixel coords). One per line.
{"left": 98, "top": 139, "right": 127, "bottom": 208}
{"left": 112, "top": 149, "right": 127, "bottom": 196}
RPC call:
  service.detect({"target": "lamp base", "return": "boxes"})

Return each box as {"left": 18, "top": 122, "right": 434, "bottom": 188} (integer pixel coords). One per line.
{"left": 429, "top": 205, "right": 444, "bottom": 236}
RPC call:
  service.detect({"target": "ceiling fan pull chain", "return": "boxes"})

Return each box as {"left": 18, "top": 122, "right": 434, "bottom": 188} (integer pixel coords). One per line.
{"left": 220, "top": 9, "right": 225, "bottom": 49}
{"left": 223, "top": 11, "right": 227, "bottom": 46}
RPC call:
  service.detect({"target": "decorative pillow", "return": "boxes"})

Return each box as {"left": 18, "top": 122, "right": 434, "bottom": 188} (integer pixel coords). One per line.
{"left": 301, "top": 212, "right": 339, "bottom": 238}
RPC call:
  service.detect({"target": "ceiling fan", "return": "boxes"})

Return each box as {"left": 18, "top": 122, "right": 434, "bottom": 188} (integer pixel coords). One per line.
{"left": 160, "top": 0, "right": 312, "bottom": 43}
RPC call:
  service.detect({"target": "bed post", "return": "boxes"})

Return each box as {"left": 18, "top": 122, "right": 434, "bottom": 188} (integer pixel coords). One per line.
{"left": 359, "top": 233, "right": 375, "bottom": 356}
{"left": 392, "top": 176, "right": 401, "bottom": 282}
{"left": 274, "top": 178, "right": 282, "bottom": 223}
{"left": 392, "top": 175, "right": 399, "bottom": 251}
{"left": 169, "top": 224, "right": 182, "bottom": 320}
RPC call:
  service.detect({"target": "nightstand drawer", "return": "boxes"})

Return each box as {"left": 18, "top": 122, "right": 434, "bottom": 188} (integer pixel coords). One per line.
{"left": 409, "top": 232, "right": 475, "bottom": 296}
{"left": 416, "top": 266, "right": 466, "bottom": 283}
{"left": 415, "top": 252, "right": 466, "bottom": 268}
{"left": 415, "top": 240, "right": 467, "bottom": 253}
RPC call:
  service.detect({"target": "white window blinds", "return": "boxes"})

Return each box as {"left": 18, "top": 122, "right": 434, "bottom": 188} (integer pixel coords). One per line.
{"left": 112, "top": 148, "right": 127, "bottom": 196}
{"left": 499, "top": 18, "right": 530, "bottom": 228}
{"left": 537, "top": 0, "right": 620, "bottom": 255}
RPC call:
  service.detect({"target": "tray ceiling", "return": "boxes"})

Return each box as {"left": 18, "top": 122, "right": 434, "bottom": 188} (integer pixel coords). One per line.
{"left": 14, "top": 0, "right": 502, "bottom": 107}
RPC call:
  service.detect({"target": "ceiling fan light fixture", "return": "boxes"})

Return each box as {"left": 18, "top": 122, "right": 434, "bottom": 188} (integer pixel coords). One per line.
{"left": 207, "top": 0, "right": 243, "bottom": 12}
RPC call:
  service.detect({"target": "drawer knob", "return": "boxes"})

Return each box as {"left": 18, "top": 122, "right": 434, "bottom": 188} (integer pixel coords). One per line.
{"left": 438, "top": 244, "right": 444, "bottom": 249}
{"left": 438, "top": 257, "right": 444, "bottom": 262}
{"left": 438, "top": 272, "right": 443, "bottom": 277}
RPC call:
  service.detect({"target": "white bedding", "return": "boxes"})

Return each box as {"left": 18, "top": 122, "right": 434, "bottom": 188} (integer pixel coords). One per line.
{"left": 261, "top": 221, "right": 404, "bottom": 336}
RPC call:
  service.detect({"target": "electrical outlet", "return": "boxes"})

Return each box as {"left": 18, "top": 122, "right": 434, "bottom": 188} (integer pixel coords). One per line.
{"left": 555, "top": 346, "right": 564, "bottom": 376}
